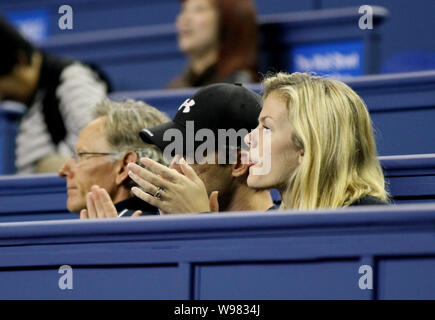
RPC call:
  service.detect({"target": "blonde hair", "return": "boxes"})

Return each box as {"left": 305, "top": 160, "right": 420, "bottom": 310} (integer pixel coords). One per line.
{"left": 263, "top": 72, "right": 388, "bottom": 209}
{"left": 94, "top": 98, "right": 169, "bottom": 165}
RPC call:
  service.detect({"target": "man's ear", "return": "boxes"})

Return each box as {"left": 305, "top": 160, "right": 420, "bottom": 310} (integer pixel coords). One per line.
{"left": 232, "top": 150, "right": 250, "bottom": 178}
{"left": 115, "top": 151, "right": 138, "bottom": 185}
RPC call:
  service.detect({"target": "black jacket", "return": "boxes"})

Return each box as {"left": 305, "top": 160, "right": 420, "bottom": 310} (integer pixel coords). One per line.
{"left": 267, "top": 195, "right": 388, "bottom": 211}
{"left": 349, "top": 195, "right": 389, "bottom": 206}
{"left": 115, "top": 197, "right": 159, "bottom": 217}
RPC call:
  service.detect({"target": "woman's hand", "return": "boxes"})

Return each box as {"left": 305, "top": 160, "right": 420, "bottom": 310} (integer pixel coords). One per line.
{"left": 127, "top": 157, "right": 218, "bottom": 214}
{"left": 80, "top": 185, "right": 142, "bottom": 219}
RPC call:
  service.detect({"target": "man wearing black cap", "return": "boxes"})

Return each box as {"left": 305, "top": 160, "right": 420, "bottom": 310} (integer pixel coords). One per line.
{"left": 127, "top": 83, "right": 274, "bottom": 214}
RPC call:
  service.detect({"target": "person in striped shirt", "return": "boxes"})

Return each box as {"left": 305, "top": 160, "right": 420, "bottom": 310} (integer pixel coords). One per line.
{"left": 0, "top": 17, "right": 109, "bottom": 173}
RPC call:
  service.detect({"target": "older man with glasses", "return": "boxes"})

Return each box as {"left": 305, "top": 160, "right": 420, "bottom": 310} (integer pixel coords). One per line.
{"left": 58, "top": 99, "right": 169, "bottom": 218}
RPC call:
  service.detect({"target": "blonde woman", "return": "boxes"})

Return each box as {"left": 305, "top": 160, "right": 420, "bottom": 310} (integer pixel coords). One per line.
{"left": 245, "top": 72, "right": 389, "bottom": 209}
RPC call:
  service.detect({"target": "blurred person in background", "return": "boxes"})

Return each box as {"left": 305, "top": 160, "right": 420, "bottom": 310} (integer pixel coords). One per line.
{"left": 59, "top": 99, "right": 169, "bottom": 218}
{"left": 0, "top": 17, "right": 110, "bottom": 173}
{"left": 168, "top": 0, "right": 259, "bottom": 88}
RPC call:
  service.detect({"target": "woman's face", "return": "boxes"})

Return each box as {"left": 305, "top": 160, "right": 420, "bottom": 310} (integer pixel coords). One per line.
{"left": 176, "top": 0, "right": 219, "bottom": 56}
{"left": 245, "top": 91, "right": 303, "bottom": 191}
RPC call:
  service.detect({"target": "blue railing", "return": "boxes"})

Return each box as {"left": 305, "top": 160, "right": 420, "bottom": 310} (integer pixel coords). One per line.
{"left": 0, "top": 203, "right": 434, "bottom": 299}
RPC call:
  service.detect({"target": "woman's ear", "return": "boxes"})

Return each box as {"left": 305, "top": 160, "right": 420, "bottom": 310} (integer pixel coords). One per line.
{"left": 17, "top": 50, "right": 31, "bottom": 66}
{"left": 115, "top": 151, "right": 138, "bottom": 185}
{"left": 297, "top": 148, "right": 304, "bottom": 165}
{"left": 232, "top": 150, "right": 250, "bottom": 178}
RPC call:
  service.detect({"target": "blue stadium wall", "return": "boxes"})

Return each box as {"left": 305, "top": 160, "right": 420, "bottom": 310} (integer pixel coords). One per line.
{"left": 1, "top": 0, "right": 435, "bottom": 74}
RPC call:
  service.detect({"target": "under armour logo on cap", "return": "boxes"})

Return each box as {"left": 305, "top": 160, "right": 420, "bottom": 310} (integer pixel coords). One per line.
{"left": 178, "top": 98, "right": 195, "bottom": 113}
{"left": 142, "top": 129, "right": 154, "bottom": 137}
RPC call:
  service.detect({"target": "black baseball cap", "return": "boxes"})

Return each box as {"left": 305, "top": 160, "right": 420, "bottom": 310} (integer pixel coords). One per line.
{"left": 139, "top": 83, "right": 261, "bottom": 158}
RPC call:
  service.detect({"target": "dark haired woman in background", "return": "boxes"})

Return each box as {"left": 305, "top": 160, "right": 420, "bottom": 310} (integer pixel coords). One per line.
{"left": 168, "top": 0, "right": 259, "bottom": 88}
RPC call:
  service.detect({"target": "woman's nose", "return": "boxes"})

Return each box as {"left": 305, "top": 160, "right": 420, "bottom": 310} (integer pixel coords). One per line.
{"left": 246, "top": 128, "right": 258, "bottom": 148}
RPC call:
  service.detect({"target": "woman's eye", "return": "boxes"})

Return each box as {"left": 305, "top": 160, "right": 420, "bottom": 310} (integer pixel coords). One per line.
{"left": 262, "top": 125, "right": 270, "bottom": 131}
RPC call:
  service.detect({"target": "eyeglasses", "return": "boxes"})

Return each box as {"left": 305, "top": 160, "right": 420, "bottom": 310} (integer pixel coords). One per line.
{"left": 71, "top": 148, "right": 157, "bottom": 164}
{"left": 72, "top": 151, "right": 121, "bottom": 164}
